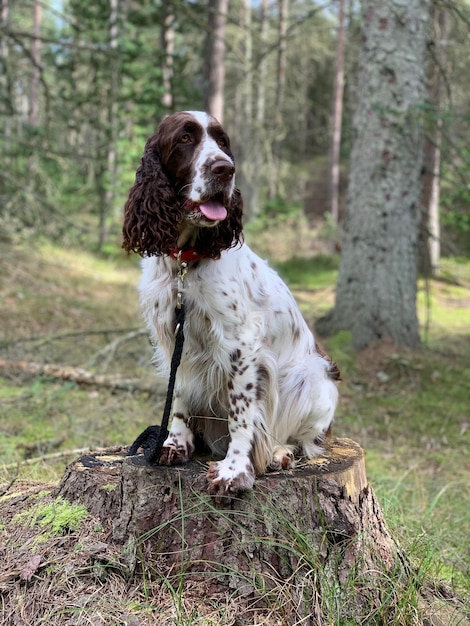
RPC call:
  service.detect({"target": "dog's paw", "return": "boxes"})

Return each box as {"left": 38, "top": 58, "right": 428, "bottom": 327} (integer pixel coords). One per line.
{"left": 206, "top": 458, "right": 255, "bottom": 502}
{"left": 159, "top": 443, "right": 190, "bottom": 465}
{"left": 158, "top": 430, "right": 194, "bottom": 466}
{"left": 269, "top": 445, "right": 295, "bottom": 471}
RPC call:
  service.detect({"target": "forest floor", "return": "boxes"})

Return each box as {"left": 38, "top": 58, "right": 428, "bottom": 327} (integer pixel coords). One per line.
{"left": 0, "top": 238, "right": 469, "bottom": 625}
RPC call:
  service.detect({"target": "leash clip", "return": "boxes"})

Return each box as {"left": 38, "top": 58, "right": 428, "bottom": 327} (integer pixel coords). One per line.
{"left": 176, "top": 256, "right": 188, "bottom": 310}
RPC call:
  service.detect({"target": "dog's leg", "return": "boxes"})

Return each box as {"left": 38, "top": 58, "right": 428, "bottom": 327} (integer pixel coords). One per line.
{"left": 206, "top": 349, "right": 265, "bottom": 499}
{"left": 159, "top": 392, "right": 195, "bottom": 465}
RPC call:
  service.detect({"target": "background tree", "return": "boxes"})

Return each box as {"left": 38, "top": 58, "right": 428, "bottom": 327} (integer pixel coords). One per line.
{"left": 320, "top": 0, "right": 430, "bottom": 351}
{"left": 430, "top": 3, "right": 470, "bottom": 258}
{"left": 270, "top": 0, "right": 289, "bottom": 199}
{"left": 204, "top": 0, "right": 228, "bottom": 122}
{"left": 420, "top": 6, "right": 448, "bottom": 276}
{"left": 0, "top": 0, "right": 469, "bottom": 261}
{"left": 161, "top": 1, "right": 175, "bottom": 110}
{"left": 328, "top": 0, "right": 346, "bottom": 224}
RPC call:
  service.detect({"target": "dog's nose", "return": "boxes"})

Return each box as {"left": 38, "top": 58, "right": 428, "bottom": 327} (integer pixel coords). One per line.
{"left": 211, "top": 160, "right": 235, "bottom": 181}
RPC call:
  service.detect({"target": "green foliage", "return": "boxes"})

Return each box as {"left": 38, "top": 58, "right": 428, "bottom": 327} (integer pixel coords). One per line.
{"left": 274, "top": 254, "right": 339, "bottom": 289}
{"left": 12, "top": 496, "right": 88, "bottom": 537}
{"left": 255, "top": 196, "right": 304, "bottom": 226}
{"left": 2, "top": 0, "right": 470, "bottom": 255}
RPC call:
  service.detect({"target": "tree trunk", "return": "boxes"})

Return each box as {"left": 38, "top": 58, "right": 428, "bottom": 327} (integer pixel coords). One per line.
{"left": 249, "top": 0, "right": 269, "bottom": 217}
{"left": 420, "top": 8, "right": 447, "bottom": 277}
{"left": 161, "top": 1, "right": 175, "bottom": 110}
{"left": 0, "top": 0, "right": 12, "bottom": 153}
{"left": 27, "top": 0, "right": 42, "bottom": 178}
{"left": 329, "top": 0, "right": 346, "bottom": 225}
{"left": 100, "top": 0, "right": 120, "bottom": 252}
{"left": 204, "top": 0, "right": 228, "bottom": 123}
{"left": 29, "top": 0, "right": 42, "bottom": 128}
{"left": 57, "top": 438, "right": 404, "bottom": 618}
{"left": 269, "top": 0, "right": 289, "bottom": 199}
{"left": 235, "top": 0, "right": 258, "bottom": 220}
{"left": 323, "top": 0, "right": 430, "bottom": 351}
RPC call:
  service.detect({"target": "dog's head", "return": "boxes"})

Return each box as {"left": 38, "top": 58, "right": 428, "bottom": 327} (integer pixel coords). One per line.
{"left": 122, "top": 111, "right": 243, "bottom": 258}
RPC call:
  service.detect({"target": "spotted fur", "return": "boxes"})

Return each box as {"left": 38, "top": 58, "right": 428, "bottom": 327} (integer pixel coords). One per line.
{"left": 124, "top": 111, "right": 340, "bottom": 499}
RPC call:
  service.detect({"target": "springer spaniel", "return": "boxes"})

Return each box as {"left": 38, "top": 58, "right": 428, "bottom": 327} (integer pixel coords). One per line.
{"left": 123, "top": 111, "right": 340, "bottom": 499}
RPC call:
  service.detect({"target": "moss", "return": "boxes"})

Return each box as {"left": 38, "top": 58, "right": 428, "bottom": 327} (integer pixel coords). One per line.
{"left": 12, "top": 496, "right": 88, "bottom": 537}
{"left": 100, "top": 483, "right": 117, "bottom": 491}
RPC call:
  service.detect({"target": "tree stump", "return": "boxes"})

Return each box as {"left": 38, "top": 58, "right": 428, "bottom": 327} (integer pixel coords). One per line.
{"left": 57, "top": 438, "right": 405, "bottom": 618}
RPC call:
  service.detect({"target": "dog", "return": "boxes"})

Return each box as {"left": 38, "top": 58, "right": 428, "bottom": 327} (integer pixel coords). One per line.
{"left": 123, "top": 111, "right": 339, "bottom": 498}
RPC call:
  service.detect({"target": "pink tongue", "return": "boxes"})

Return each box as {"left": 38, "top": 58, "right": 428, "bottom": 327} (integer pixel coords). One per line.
{"left": 199, "top": 200, "right": 227, "bottom": 221}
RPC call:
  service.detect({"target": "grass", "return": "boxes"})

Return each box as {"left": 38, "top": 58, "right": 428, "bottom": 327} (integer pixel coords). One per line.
{"left": 275, "top": 253, "right": 470, "bottom": 602}
{"left": 12, "top": 495, "right": 88, "bottom": 538}
{"left": 1, "top": 240, "right": 469, "bottom": 623}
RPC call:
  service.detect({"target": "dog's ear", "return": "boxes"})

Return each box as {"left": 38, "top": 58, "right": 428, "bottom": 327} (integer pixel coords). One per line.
{"left": 122, "top": 135, "right": 181, "bottom": 257}
{"left": 229, "top": 187, "right": 244, "bottom": 247}
{"left": 219, "top": 187, "right": 244, "bottom": 252}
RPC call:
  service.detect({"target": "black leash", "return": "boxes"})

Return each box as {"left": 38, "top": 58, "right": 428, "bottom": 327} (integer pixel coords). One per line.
{"left": 128, "top": 260, "right": 188, "bottom": 463}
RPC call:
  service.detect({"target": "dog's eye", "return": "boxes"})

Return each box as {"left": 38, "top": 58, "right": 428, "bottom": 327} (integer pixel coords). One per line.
{"left": 180, "top": 134, "right": 191, "bottom": 144}
{"left": 218, "top": 136, "right": 228, "bottom": 148}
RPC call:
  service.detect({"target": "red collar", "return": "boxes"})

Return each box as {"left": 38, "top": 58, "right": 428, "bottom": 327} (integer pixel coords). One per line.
{"left": 168, "top": 248, "right": 206, "bottom": 261}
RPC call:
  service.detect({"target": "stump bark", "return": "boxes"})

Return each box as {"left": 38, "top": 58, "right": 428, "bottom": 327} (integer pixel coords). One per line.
{"left": 57, "top": 438, "right": 403, "bottom": 618}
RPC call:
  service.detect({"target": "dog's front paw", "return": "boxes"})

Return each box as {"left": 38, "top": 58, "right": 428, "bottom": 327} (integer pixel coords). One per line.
{"left": 159, "top": 444, "right": 190, "bottom": 466}
{"left": 158, "top": 430, "right": 194, "bottom": 466}
{"left": 206, "top": 458, "right": 255, "bottom": 501}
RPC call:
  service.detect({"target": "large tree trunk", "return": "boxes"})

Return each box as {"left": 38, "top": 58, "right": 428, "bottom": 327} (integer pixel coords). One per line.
{"left": 323, "top": 0, "right": 430, "bottom": 351}
{"left": 57, "top": 438, "right": 405, "bottom": 619}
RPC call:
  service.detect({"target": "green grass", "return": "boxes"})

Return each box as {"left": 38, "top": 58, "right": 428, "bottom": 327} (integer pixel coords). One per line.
{"left": 274, "top": 255, "right": 340, "bottom": 290}
{"left": 0, "top": 375, "right": 161, "bottom": 481}
{"left": 1, "top": 241, "right": 469, "bottom": 616}
{"left": 266, "top": 254, "right": 470, "bottom": 601}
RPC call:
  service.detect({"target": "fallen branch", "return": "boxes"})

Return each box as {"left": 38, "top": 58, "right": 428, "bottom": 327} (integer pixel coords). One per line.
{"left": 0, "top": 358, "right": 164, "bottom": 395}
{"left": 86, "top": 329, "right": 149, "bottom": 371}
{"left": 0, "top": 465, "right": 19, "bottom": 497}
{"left": 0, "top": 327, "right": 144, "bottom": 349}
{"left": 2, "top": 445, "right": 127, "bottom": 471}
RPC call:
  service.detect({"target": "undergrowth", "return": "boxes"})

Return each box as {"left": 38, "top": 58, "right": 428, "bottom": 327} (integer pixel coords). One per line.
{"left": 0, "top": 241, "right": 469, "bottom": 623}
{"left": 12, "top": 495, "right": 88, "bottom": 538}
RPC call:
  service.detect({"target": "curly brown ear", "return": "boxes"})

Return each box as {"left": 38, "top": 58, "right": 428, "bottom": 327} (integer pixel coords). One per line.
{"left": 122, "top": 137, "right": 182, "bottom": 257}
{"left": 229, "top": 187, "right": 244, "bottom": 247}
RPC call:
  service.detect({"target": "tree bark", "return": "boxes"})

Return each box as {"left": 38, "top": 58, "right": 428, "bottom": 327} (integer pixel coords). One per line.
{"left": 57, "top": 438, "right": 402, "bottom": 617}
{"left": 324, "top": 0, "right": 430, "bottom": 351}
